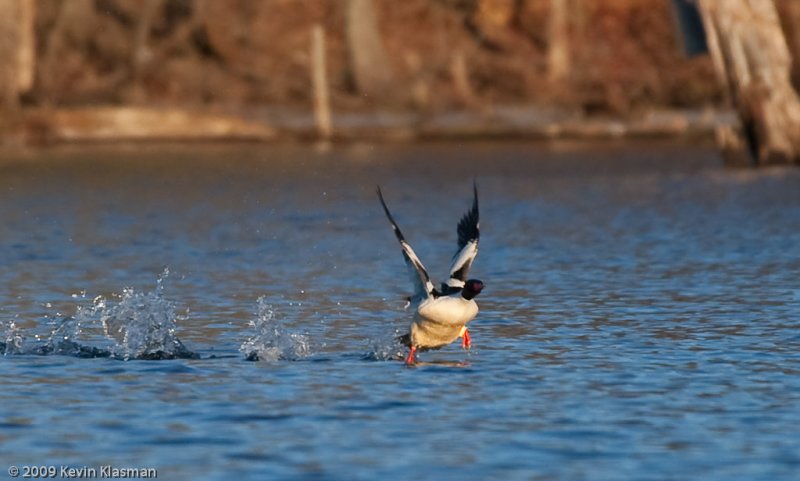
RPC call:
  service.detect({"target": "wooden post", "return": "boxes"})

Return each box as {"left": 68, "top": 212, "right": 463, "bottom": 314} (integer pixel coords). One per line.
{"left": 697, "top": 0, "right": 800, "bottom": 166}
{"left": 311, "top": 25, "right": 332, "bottom": 141}
{"left": 548, "top": 0, "right": 570, "bottom": 84}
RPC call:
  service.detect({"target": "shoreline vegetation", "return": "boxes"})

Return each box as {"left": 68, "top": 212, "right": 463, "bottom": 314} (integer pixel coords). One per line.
{"left": 0, "top": 1, "right": 798, "bottom": 154}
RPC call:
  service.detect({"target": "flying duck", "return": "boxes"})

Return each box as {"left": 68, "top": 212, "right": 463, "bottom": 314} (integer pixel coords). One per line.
{"left": 377, "top": 183, "right": 484, "bottom": 364}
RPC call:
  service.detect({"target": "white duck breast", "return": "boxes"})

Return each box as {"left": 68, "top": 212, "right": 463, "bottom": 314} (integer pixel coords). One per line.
{"left": 417, "top": 295, "right": 479, "bottom": 328}
{"left": 412, "top": 295, "right": 479, "bottom": 348}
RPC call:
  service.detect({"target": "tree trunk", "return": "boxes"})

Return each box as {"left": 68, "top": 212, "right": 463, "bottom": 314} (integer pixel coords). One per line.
{"left": 311, "top": 25, "right": 332, "bottom": 141}
{"left": 130, "top": 0, "right": 162, "bottom": 103}
{"left": 39, "top": 0, "right": 94, "bottom": 104}
{"left": 451, "top": 50, "right": 479, "bottom": 108}
{"left": 697, "top": 0, "right": 800, "bottom": 166}
{"left": 345, "top": 0, "right": 394, "bottom": 98}
{"left": 548, "top": 0, "right": 570, "bottom": 84}
{"left": 0, "top": 0, "right": 35, "bottom": 110}
{"left": 774, "top": 0, "right": 800, "bottom": 89}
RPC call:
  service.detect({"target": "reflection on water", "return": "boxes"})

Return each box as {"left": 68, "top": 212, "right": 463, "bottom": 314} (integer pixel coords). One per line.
{"left": 1, "top": 141, "right": 799, "bottom": 480}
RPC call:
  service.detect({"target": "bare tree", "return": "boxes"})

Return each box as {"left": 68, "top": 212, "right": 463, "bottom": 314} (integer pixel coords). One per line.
{"left": 548, "top": 0, "right": 570, "bottom": 84}
{"left": 130, "top": 0, "right": 162, "bottom": 103}
{"left": 345, "top": 0, "right": 394, "bottom": 98}
{"left": 698, "top": 0, "right": 800, "bottom": 165}
{"left": 311, "top": 25, "right": 332, "bottom": 141}
{"left": 0, "top": 0, "right": 35, "bottom": 110}
{"left": 39, "top": 0, "right": 94, "bottom": 104}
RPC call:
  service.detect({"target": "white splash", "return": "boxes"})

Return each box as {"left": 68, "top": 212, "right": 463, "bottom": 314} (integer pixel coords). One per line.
{"left": 1, "top": 320, "right": 25, "bottom": 355}
{"left": 43, "top": 294, "right": 102, "bottom": 355}
{"left": 98, "top": 269, "right": 191, "bottom": 360}
{"left": 363, "top": 328, "right": 406, "bottom": 361}
{"left": 240, "top": 296, "right": 312, "bottom": 362}
{"left": 44, "top": 268, "right": 194, "bottom": 360}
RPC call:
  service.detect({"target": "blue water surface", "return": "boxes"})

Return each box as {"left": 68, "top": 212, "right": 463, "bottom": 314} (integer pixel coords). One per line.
{"left": 1, "top": 141, "right": 799, "bottom": 480}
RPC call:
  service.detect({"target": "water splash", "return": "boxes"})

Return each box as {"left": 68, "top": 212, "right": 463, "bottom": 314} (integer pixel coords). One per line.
{"left": 1, "top": 320, "right": 25, "bottom": 355}
{"left": 31, "top": 269, "right": 196, "bottom": 360}
{"left": 39, "top": 294, "right": 109, "bottom": 357}
{"left": 240, "top": 296, "right": 312, "bottom": 361}
{"left": 363, "top": 328, "right": 406, "bottom": 361}
{"left": 96, "top": 269, "right": 195, "bottom": 360}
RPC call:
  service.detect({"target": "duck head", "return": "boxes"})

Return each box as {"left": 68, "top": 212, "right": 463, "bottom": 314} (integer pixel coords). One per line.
{"left": 462, "top": 279, "right": 484, "bottom": 300}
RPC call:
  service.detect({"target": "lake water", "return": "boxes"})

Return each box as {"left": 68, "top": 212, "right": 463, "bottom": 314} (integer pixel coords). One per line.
{"left": 1, "top": 141, "right": 799, "bottom": 480}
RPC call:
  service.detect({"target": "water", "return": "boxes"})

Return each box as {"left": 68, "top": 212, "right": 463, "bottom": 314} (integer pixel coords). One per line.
{"left": 1, "top": 141, "right": 799, "bottom": 480}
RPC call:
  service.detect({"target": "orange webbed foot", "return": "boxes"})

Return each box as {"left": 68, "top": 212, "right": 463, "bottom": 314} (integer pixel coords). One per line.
{"left": 404, "top": 345, "right": 417, "bottom": 365}
{"left": 460, "top": 327, "right": 472, "bottom": 350}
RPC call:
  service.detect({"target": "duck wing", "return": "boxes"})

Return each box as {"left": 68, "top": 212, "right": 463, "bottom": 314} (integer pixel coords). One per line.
{"left": 445, "top": 181, "right": 479, "bottom": 290}
{"left": 377, "top": 187, "right": 437, "bottom": 301}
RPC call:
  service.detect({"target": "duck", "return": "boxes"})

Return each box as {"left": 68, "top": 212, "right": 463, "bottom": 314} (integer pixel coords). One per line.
{"left": 377, "top": 183, "right": 484, "bottom": 364}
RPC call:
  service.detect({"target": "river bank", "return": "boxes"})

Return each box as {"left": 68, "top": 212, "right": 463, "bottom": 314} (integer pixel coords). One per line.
{"left": 2, "top": 105, "right": 733, "bottom": 145}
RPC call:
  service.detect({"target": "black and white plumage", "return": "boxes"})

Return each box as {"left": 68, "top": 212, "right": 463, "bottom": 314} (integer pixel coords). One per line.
{"left": 443, "top": 182, "right": 480, "bottom": 294}
{"left": 377, "top": 183, "right": 484, "bottom": 364}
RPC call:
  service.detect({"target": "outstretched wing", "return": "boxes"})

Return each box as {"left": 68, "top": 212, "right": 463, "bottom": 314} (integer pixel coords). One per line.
{"left": 446, "top": 181, "right": 479, "bottom": 289}
{"left": 377, "top": 187, "right": 437, "bottom": 300}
